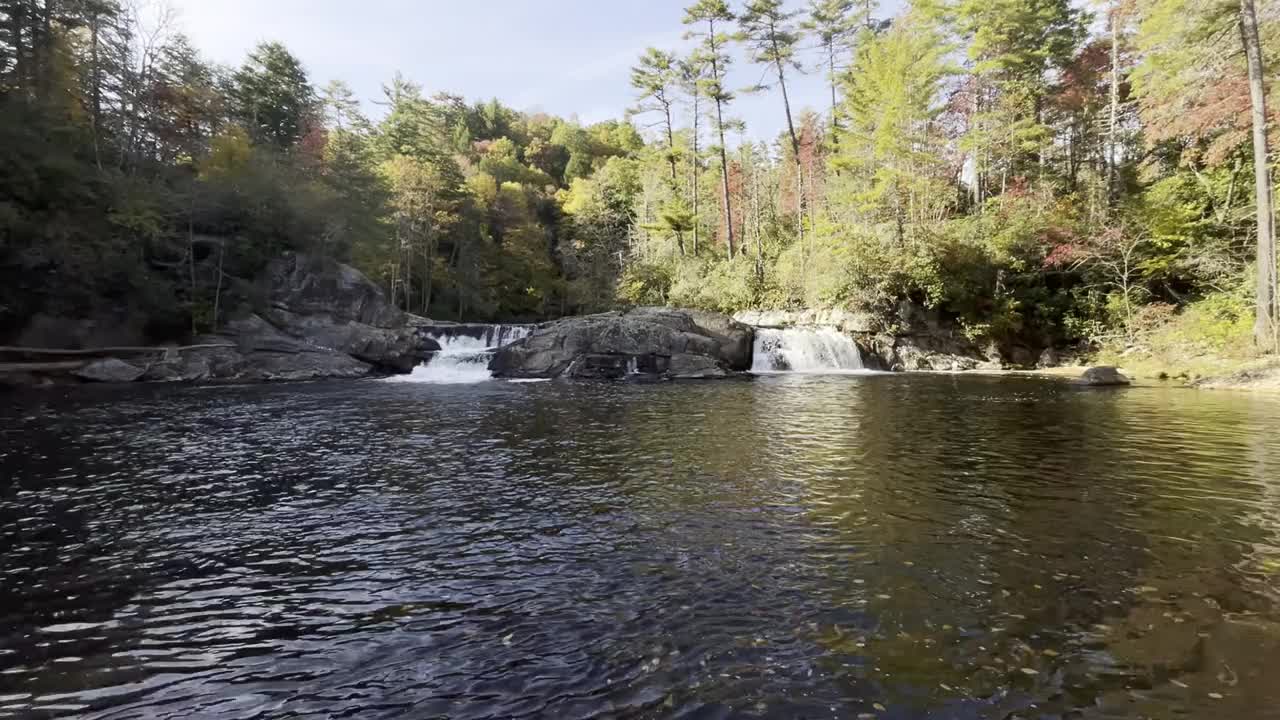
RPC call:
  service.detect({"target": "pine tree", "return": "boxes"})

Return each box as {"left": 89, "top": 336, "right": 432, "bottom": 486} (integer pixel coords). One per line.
{"left": 802, "top": 0, "right": 860, "bottom": 141}
{"left": 232, "top": 41, "right": 316, "bottom": 149}
{"left": 740, "top": 0, "right": 806, "bottom": 247}
{"left": 629, "top": 47, "right": 681, "bottom": 186}
{"left": 684, "top": 0, "right": 737, "bottom": 259}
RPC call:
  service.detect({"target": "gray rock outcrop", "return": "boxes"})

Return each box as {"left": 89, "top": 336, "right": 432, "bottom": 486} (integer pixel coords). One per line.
{"left": 490, "top": 308, "right": 753, "bottom": 380}
{"left": 258, "top": 253, "right": 439, "bottom": 373}
{"left": 111, "top": 253, "right": 436, "bottom": 384}
{"left": 141, "top": 315, "right": 377, "bottom": 383}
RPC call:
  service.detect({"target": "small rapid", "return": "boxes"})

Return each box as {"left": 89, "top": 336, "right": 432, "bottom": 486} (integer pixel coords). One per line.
{"left": 387, "top": 324, "right": 533, "bottom": 383}
{"left": 751, "top": 326, "right": 868, "bottom": 373}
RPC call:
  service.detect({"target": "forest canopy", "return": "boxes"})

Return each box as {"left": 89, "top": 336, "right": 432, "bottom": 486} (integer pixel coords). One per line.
{"left": 1, "top": 0, "right": 1277, "bottom": 361}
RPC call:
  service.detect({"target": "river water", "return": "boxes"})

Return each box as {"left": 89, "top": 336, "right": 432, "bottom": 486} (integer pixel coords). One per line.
{"left": 2, "top": 375, "right": 1279, "bottom": 719}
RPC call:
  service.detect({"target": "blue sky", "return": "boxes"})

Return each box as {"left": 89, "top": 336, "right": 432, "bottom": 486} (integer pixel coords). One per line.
{"left": 169, "top": 0, "right": 903, "bottom": 145}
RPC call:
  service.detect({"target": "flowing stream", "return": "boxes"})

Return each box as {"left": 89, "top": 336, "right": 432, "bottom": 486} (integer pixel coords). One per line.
{"left": 3, "top": 375, "right": 1280, "bottom": 718}
{"left": 751, "top": 326, "right": 868, "bottom": 373}
{"left": 388, "top": 324, "right": 532, "bottom": 384}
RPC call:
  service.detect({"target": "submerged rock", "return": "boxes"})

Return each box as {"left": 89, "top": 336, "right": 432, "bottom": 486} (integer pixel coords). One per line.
{"left": 1077, "top": 366, "right": 1131, "bottom": 386}
{"left": 490, "top": 308, "right": 753, "bottom": 380}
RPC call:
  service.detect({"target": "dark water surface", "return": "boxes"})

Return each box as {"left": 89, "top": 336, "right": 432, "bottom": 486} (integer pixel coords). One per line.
{"left": 2, "top": 375, "right": 1280, "bottom": 719}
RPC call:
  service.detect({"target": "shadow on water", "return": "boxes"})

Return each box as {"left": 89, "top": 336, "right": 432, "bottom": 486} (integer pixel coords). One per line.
{"left": 1, "top": 375, "right": 1279, "bottom": 718}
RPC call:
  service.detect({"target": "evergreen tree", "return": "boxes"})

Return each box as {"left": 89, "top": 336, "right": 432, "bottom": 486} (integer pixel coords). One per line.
{"left": 629, "top": 47, "right": 681, "bottom": 185}
{"left": 684, "top": 0, "right": 738, "bottom": 259}
{"left": 741, "top": 0, "right": 808, "bottom": 246}
{"left": 802, "top": 0, "right": 861, "bottom": 139}
{"left": 232, "top": 41, "right": 315, "bottom": 149}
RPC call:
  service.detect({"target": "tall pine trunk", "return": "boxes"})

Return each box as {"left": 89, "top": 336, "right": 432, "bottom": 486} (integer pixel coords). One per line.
{"left": 714, "top": 106, "right": 734, "bottom": 259}
{"left": 89, "top": 8, "right": 103, "bottom": 170}
{"left": 707, "top": 20, "right": 735, "bottom": 259}
{"left": 828, "top": 47, "right": 839, "bottom": 147}
{"left": 691, "top": 90, "right": 700, "bottom": 256}
{"left": 1107, "top": 5, "right": 1120, "bottom": 206}
{"left": 423, "top": 233, "right": 435, "bottom": 317}
{"left": 8, "top": 4, "right": 25, "bottom": 90}
{"left": 1240, "top": 0, "right": 1277, "bottom": 350}
{"left": 664, "top": 104, "right": 678, "bottom": 185}
{"left": 773, "top": 44, "right": 803, "bottom": 250}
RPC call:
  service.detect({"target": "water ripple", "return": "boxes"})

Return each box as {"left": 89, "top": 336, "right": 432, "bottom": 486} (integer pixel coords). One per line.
{"left": 2, "top": 376, "right": 1279, "bottom": 718}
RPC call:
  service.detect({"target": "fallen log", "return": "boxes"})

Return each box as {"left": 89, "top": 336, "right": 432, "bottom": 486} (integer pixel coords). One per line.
{"left": 0, "top": 344, "right": 234, "bottom": 360}
{"left": 0, "top": 361, "right": 89, "bottom": 373}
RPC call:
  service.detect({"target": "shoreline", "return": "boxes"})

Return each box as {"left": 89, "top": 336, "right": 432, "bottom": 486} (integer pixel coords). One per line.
{"left": 946, "top": 362, "right": 1280, "bottom": 392}
{"left": 8, "top": 361, "right": 1280, "bottom": 393}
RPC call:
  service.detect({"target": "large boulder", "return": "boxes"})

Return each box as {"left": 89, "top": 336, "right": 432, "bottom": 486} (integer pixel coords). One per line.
{"left": 259, "top": 254, "right": 438, "bottom": 372}
{"left": 1076, "top": 366, "right": 1131, "bottom": 387}
{"left": 74, "top": 358, "right": 147, "bottom": 383}
{"left": 141, "top": 315, "right": 375, "bottom": 383}
{"left": 261, "top": 252, "right": 406, "bottom": 329}
{"left": 490, "top": 308, "right": 753, "bottom": 380}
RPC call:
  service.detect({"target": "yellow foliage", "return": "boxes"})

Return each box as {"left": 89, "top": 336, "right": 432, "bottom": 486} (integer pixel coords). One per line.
{"left": 560, "top": 178, "right": 593, "bottom": 216}
{"left": 466, "top": 172, "right": 498, "bottom": 205}
{"left": 200, "top": 126, "right": 254, "bottom": 181}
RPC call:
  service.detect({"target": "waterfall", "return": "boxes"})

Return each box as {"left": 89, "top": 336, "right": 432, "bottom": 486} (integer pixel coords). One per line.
{"left": 751, "top": 327, "right": 867, "bottom": 374}
{"left": 386, "top": 324, "right": 533, "bottom": 384}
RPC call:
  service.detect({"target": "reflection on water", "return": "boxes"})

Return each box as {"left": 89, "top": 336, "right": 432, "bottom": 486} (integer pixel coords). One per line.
{"left": 1, "top": 375, "right": 1279, "bottom": 719}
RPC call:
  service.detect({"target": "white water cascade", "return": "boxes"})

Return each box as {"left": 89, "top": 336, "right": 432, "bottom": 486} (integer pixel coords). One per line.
{"left": 386, "top": 325, "right": 533, "bottom": 384}
{"left": 750, "top": 327, "right": 868, "bottom": 374}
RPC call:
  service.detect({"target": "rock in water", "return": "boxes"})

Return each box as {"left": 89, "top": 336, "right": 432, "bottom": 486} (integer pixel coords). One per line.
{"left": 74, "top": 358, "right": 146, "bottom": 383}
{"left": 1077, "top": 366, "right": 1131, "bottom": 387}
{"left": 490, "top": 308, "right": 753, "bottom": 380}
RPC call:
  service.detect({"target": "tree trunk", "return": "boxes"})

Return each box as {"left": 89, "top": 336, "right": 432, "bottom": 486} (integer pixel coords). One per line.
{"left": 664, "top": 103, "right": 678, "bottom": 185}
{"left": 187, "top": 204, "right": 197, "bottom": 335}
{"left": 773, "top": 42, "right": 803, "bottom": 249}
{"left": 692, "top": 90, "right": 700, "bottom": 256}
{"left": 36, "top": 0, "right": 54, "bottom": 98}
{"left": 8, "top": 4, "right": 25, "bottom": 91}
{"left": 828, "top": 47, "right": 839, "bottom": 146}
{"left": 707, "top": 23, "right": 735, "bottom": 259}
{"left": 1240, "top": 0, "right": 1277, "bottom": 350}
{"left": 808, "top": 159, "right": 818, "bottom": 229}
{"left": 213, "top": 240, "right": 225, "bottom": 331}
{"left": 716, "top": 126, "right": 734, "bottom": 259}
{"left": 447, "top": 240, "right": 462, "bottom": 320}
{"left": 423, "top": 234, "right": 434, "bottom": 317}
{"left": 753, "top": 157, "right": 763, "bottom": 282}
{"left": 972, "top": 79, "right": 983, "bottom": 209}
{"left": 1107, "top": 4, "right": 1120, "bottom": 206}
{"left": 89, "top": 8, "right": 103, "bottom": 170}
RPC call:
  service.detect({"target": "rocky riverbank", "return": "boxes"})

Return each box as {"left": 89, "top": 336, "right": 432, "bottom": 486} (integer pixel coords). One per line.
{"left": 2, "top": 253, "right": 440, "bottom": 387}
